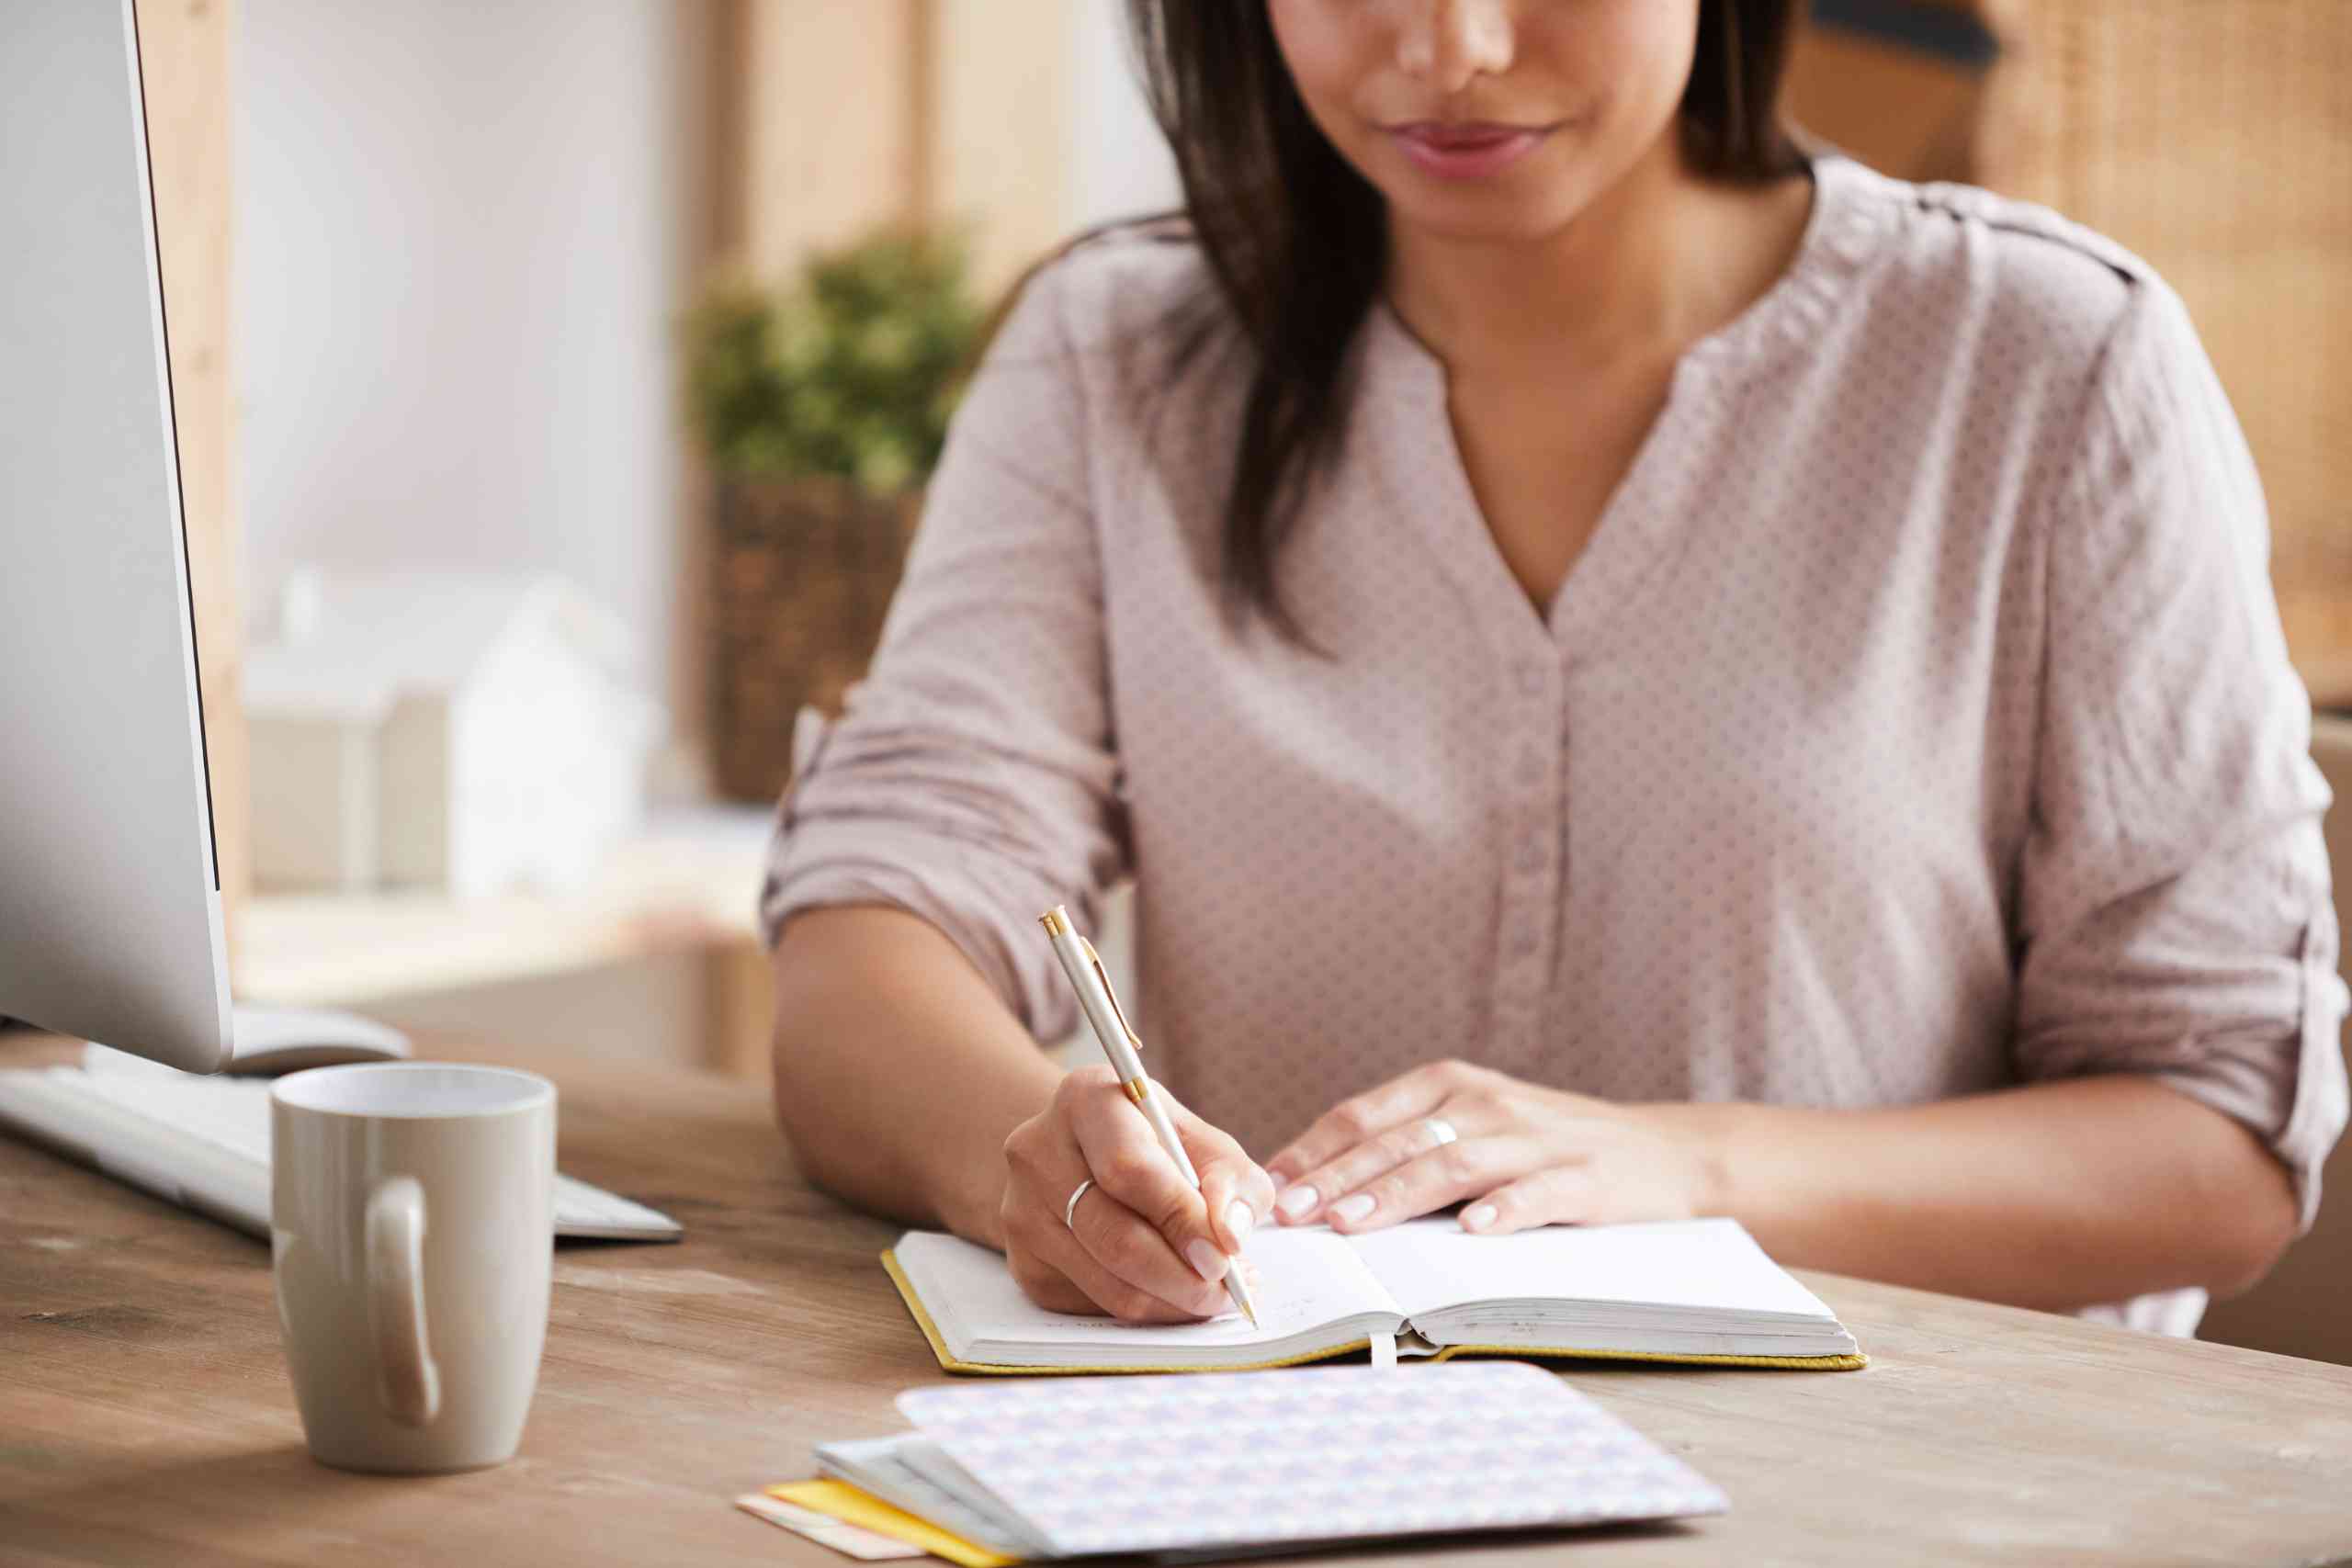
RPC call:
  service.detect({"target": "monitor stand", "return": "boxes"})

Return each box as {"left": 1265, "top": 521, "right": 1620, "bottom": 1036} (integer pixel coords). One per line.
{"left": 220, "top": 1004, "right": 413, "bottom": 1076}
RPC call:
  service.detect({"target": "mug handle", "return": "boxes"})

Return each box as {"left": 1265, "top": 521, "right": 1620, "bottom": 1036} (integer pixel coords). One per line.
{"left": 365, "top": 1176, "right": 442, "bottom": 1427}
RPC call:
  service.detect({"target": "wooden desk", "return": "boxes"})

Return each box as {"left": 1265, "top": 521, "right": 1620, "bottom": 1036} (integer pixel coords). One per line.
{"left": 5, "top": 1032, "right": 2351, "bottom": 1566}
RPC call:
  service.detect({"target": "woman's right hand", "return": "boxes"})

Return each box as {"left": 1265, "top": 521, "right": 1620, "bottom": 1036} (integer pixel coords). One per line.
{"left": 1000, "top": 1064, "right": 1275, "bottom": 1322}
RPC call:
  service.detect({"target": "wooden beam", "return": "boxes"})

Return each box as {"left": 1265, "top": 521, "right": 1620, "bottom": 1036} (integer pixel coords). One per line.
{"left": 729, "top": 0, "right": 924, "bottom": 282}
{"left": 927, "top": 0, "right": 1073, "bottom": 294}
{"left": 716, "top": 0, "right": 1073, "bottom": 293}
{"left": 133, "top": 0, "right": 248, "bottom": 977}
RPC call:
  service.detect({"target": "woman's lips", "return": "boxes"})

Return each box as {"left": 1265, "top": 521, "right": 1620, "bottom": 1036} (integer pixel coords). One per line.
{"left": 1385, "top": 120, "right": 1553, "bottom": 180}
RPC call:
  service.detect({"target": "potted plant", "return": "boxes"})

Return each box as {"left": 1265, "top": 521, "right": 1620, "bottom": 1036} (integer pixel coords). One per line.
{"left": 684, "top": 231, "right": 981, "bottom": 805}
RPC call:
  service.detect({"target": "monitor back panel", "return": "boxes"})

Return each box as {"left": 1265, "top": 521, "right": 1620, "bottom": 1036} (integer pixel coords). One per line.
{"left": 0, "top": 0, "right": 232, "bottom": 1070}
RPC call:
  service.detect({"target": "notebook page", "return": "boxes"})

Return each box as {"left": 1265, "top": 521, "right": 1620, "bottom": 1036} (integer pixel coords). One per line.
{"left": 894, "top": 1227, "right": 1399, "bottom": 1358}
{"left": 899, "top": 1362, "right": 1728, "bottom": 1557}
{"left": 1348, "top": 1216, "right": 1838, "bottom": 1324}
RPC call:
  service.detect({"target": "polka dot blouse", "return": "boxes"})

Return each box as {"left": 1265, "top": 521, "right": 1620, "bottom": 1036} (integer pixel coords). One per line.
{"left": 763, "top": 155, "right": 2348, "bottom": 1336}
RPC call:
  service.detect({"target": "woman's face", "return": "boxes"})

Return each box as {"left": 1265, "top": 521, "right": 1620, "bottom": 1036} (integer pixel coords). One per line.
{"left": 1267, "top": 0, "right": 1702, "bottom": 243}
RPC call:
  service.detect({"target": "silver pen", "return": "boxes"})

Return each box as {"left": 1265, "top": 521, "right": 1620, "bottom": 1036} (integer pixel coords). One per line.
{"left": 1039, "top": 905, "right": 1260, "bottom": 1325}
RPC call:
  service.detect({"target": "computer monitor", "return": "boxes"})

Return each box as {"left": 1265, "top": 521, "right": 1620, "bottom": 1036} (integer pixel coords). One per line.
{"left": 1, "top": 3, "right": 418, "bottom": 1081}
{"left": 1, "top": 0, "right": 236, "bottom": 1073}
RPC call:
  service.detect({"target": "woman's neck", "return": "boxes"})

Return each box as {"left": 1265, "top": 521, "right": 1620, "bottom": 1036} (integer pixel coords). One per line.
{"left": 1384, "top": 135, "right": 1809, "bottom": 378}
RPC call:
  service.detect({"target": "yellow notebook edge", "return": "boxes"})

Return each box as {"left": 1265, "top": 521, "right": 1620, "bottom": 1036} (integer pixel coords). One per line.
{"left": 1431, "top": 1342, "right": 1869, "bottom": 1372}
{"left": 766, "top": 1479, "right": 1018, "bottom": 1568}
{"left": 880, "top": 1247, "right": 1867, "bottom": 1374}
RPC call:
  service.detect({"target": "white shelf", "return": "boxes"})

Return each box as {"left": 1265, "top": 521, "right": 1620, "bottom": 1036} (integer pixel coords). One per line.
{"left": 236, "top": 804, "right": 776, "bottom": 1007}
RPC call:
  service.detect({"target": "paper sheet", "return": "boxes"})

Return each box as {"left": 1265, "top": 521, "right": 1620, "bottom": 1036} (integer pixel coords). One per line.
{"left": 1345, "top": 1216, "right": 1840, "bottom": 1323}
{"left": 736, "top": 1492, "right": 927, "bottom": 1561}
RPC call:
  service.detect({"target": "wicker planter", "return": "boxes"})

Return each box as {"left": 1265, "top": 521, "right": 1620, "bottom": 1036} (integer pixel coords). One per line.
{"left": 710, "top": 474, "right": 922, "bottom": 806}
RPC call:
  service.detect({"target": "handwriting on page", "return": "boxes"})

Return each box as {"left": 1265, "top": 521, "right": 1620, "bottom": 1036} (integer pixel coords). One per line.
{"left": 1172, "top": 1235, "right": 1386, "bottom": 1340}
{"left": 1004, "top": 1227, "right": 1393, "bottom": 1347}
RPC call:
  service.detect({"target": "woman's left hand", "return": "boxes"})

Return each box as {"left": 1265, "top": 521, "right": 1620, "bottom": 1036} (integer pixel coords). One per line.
{"left": 1263, "top": 1059, "right": 1726, "bottom": 1235}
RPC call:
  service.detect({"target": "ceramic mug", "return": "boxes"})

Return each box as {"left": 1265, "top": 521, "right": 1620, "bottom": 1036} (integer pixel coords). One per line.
{"left": 270, "top": 1063, "right": 555, "bottom": 1473}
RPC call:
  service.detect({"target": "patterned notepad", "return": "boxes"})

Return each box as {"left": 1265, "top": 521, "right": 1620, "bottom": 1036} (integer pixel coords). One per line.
{"left": 892, "top": 1361, "right": 1728, "bottom": 1558}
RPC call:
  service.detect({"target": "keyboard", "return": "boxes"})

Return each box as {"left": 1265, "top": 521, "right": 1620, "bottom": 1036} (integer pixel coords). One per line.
{"left": 0, "top": 1063, "right": 683, "bottom": 1242}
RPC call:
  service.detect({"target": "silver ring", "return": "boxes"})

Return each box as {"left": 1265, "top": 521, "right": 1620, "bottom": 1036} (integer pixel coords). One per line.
{"left": 1063, "top": 1178, "right": 1094, "bottom": 1230}
{"left": 1423, "top": 1116, "right": 1458, "bottom": 1149}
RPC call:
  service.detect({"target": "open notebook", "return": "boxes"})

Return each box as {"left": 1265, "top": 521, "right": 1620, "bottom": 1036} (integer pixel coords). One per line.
{"left": 887, "top": 1215, "right": 1864, "bottom": 1373}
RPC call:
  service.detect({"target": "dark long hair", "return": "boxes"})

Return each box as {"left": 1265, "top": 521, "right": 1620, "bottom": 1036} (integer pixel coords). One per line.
{"left": 1125, "top": 1, "right": 1803, "bottom": 639}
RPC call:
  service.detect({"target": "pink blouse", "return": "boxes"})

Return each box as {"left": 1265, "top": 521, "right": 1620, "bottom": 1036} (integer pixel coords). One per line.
{"left": 762, "top": 155, "right": 2347, "bottom": 1335}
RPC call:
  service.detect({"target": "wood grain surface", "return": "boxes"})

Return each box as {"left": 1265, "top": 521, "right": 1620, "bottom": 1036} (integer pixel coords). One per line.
{"left": 4, "top": 1029, "right": 2350, "bottom": 1566}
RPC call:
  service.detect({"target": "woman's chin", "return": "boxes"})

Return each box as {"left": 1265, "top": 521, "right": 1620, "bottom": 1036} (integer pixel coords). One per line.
{"left": 1369, "top": 140, "right": 1628, "bottom": 249}
{"left": 1379, "top": 180, "right": 1608, "bottom": 248}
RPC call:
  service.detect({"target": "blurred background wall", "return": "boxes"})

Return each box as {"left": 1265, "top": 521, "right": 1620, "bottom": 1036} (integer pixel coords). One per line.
{"left": 177, "top": 1, "right": 1195, "bottom": 1085}
{"left": 229, "top": 0, "right": 1181, "bottom": 792}
{"left": 237, "top": 1, "right": 692, "bottom": 771}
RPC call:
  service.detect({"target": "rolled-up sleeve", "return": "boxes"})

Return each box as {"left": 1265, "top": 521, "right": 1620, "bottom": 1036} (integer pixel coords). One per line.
{"left": 759, "top": 259, "right": 1126, "bottom": 1043}
{"left": 2014, "top": 279, "right": 2349, "bottom": 1229}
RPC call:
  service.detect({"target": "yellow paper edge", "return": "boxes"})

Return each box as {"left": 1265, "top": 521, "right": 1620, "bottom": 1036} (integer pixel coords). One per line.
{"left": 768, "top": 1480, "right": 1017, "bottom": 1568}
{"left": 882, "top": 1248, "right": 1866, "bottom": 1374}
{"left": 1431, "top": 1342, "right": 1869, "bottom": 1371}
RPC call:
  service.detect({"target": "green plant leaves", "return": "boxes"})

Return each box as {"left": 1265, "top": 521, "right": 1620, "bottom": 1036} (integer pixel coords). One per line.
{"left": 684, "top": 230, "right": 982, "bottom": 495}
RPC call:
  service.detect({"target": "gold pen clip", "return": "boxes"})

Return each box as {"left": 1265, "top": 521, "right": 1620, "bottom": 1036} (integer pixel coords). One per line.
{"left": 1079, "top": 936, "right": 1143, "bottom": 1053}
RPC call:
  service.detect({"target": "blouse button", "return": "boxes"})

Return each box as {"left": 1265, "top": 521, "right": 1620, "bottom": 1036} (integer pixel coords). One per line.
{"left": 1516, "top": 662, "right": 1546, "bottom": 698}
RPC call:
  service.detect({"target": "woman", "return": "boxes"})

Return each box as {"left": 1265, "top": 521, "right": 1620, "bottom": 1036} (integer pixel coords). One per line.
{"left": 763, "top": 0, "right": 2346, "bottom": 1336}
